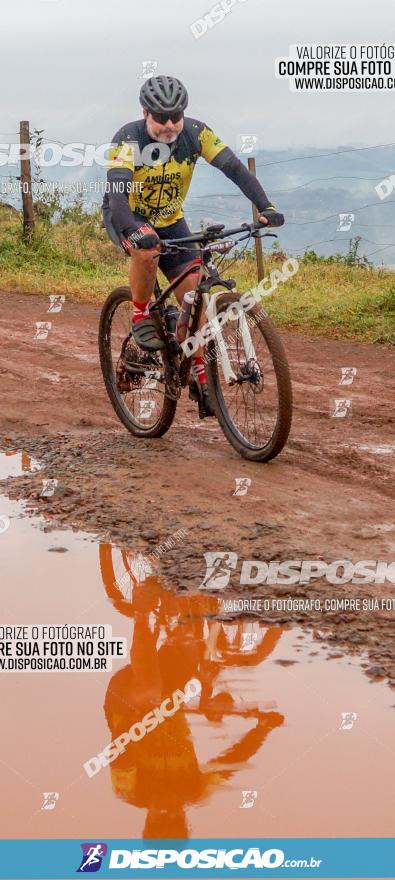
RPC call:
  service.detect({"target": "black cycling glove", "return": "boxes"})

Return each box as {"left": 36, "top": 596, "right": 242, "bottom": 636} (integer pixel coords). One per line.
{"left": 259, "top": 206, "right": 285, "bottom": 227}
{"left": 120, "top": 224, "right": 160, "bottom": 254}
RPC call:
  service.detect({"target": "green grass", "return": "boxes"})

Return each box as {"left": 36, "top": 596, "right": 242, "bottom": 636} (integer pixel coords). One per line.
{"left": 232, "top": 254, "right": 395, "bottom": 344}
{"left": 0, "top": 204, "right": 394, "bottom": 344}
{"left": 0, "top": 204, "right": 127, "bottom": 298}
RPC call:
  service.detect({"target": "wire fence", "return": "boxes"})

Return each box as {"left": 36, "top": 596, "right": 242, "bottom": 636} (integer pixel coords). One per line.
{"left": 1, "top": 127, "right": 395, "bottom": 264}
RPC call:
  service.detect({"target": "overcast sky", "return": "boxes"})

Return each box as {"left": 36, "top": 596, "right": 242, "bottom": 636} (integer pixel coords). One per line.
{"left": 1, "top": 0, "right": 395, "bottom": 151}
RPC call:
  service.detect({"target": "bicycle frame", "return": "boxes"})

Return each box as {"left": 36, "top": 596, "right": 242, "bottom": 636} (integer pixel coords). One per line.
{"left": 148, "top": 248, "right": 239, "bottom": 388}
{"left": 141, "top": 217, "right": 280, "bottom": 389}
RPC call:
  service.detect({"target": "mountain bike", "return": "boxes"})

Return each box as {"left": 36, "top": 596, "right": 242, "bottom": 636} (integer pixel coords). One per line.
{"left": 98, "top": 218, "right": 292, "bottom": 462}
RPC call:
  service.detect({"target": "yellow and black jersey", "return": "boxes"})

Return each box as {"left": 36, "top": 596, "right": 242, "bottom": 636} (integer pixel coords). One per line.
{"left": 103, "top": 117, "right": 272, "bottom": 237}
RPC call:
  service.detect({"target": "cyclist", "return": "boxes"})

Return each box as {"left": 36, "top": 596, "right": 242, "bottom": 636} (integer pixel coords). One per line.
{"left": 103, "top": 75, "right": 281, "bottom": 417}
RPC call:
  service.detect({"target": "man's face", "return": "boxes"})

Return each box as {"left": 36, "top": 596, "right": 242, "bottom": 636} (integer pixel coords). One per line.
{"left": 144, "top": 110, "right": 184, "bottom": 143}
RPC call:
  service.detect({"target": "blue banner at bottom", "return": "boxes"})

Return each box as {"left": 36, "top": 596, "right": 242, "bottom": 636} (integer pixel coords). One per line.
{"left": 0, "top": 838, "right": 393, "bottom": 879}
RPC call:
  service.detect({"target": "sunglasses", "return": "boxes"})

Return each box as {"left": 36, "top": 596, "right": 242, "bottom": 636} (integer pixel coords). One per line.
{"left": 150, "top": 110, "right": 184, "bottom": 125}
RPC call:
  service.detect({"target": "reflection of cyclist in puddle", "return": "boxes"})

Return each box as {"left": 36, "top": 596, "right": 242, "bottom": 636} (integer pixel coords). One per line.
{"left": 4, "top": 450, "right": 32, "bottom": 471}
{"left": 100, "top": 545, "right": 285, "bottom": 838}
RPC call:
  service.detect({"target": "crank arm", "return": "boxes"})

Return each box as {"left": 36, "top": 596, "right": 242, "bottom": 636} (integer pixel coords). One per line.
{"left": 124, "top": 366, "right": 163, "bottom": 381}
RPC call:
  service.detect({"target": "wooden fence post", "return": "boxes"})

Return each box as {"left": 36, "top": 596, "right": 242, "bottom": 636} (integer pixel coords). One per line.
{"left": 247, "top": 156, "right": 264, "bottom": 282}
{"left": 19, "top": 120, "right": 34, "bottom": 240}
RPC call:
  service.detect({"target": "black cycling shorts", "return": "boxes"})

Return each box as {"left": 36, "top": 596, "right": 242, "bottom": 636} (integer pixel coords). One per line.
{"left": 103, "top": 210, "right": 199, "bottom": 280}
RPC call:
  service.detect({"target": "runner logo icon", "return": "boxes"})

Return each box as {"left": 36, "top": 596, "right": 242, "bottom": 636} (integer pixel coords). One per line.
{"left": 200, "top": 551, "right": 238, "bottom": 590}
{"left": 76, "top": 843, "right": 107, "bottom": 873}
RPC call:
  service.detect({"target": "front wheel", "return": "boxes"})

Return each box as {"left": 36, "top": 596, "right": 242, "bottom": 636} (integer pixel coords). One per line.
{"left": 205, "top": 291, "right": 292, "bottom": 461}
{"left": 98, "top": 286, "right": 177, "bottom": 438}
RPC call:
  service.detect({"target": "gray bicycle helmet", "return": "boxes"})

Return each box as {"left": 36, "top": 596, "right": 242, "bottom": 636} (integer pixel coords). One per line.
{"left": 139, "top": 75, "right": 188, "bottom": 114}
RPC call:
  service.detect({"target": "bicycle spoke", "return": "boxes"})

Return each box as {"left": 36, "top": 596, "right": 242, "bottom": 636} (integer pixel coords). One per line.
{"left": 212, "top": 308, "right": 279, "bottom": 449}
{"left": 105, "top": 296, "right": 169, "bottom": 431}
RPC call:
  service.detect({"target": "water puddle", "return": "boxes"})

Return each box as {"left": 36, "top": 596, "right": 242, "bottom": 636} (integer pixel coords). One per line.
{"left": 298, "top": 440, "right": 395, "bottom": 458}
{"left": 358, "top": 444, "right": 394, "bottom": 456}
{"left": 38, "top": 370, "right": 61, "bottom": 384}
{"left": 0, "top": 450, "right": 41, "bottom": 480}
{"left": 0, "top": 492, "right": 394, "bottom": 842}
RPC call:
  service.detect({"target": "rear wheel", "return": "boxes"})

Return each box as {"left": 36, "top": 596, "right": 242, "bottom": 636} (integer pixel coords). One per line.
{"left": 205, "top": 291, "right": 292, "bottom": 461}
{"left": 98, "top": 286, "right": 177, "bottom": 437}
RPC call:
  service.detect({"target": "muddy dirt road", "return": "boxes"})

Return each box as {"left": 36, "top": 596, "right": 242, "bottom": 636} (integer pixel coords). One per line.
{"left": 0, "top": 290, "right": 394, "bottom": 683}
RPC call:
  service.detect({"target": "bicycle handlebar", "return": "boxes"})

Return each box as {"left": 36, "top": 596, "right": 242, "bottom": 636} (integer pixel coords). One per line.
{"left": 159, "top": 212, "right": 284, "bottom": 253}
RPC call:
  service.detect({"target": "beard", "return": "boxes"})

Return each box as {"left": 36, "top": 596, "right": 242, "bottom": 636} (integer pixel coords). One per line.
{"left": 154, "top": 130, "right": 178, "bottom": 143}
{"left": 145, "top": 118, "right": 180, "bottom": 143}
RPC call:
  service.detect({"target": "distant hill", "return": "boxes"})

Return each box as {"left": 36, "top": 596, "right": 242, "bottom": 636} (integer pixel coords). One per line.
{"left": 185, "top": 145, "right": 395, "bottom": 266}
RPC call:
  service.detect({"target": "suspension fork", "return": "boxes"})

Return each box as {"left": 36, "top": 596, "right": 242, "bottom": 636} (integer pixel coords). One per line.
{"left": 204, "top": 293, "right": 258, "bottom": 384}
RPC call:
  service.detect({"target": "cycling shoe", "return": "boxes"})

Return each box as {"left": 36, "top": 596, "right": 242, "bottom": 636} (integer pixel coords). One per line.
{"left": 132, "top": 317, "right": 165, "bottom": 352}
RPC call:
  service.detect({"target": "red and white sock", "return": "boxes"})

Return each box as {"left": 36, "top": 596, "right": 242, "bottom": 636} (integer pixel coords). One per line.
{"left": 191, "top": 355, "right": 207, "bottom": 385}
{"left": 132, "top": 300, "right": 150, "bottom": 323}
